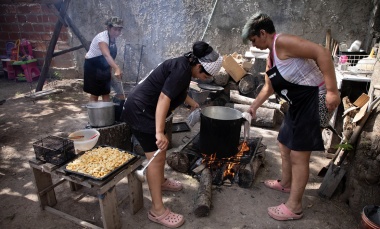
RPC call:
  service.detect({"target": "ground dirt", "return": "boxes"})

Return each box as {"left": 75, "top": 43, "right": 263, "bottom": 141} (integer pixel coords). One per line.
{"left": 0, "top": 77, "right": 361, "bottom": 229}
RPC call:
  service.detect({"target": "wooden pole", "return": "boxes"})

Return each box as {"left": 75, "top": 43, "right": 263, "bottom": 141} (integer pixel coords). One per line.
{"left": 36, "top": 0, "right": 71, "bottom": 92}
{"left": 61, "top": 14, "right": 90, "bottom": 51}
{"left": 53, "top": 45, "right": 84, "bottom": 57}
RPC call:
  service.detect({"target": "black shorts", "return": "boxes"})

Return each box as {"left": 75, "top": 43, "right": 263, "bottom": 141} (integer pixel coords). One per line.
{"left": 131, "top": 128, "right": 158, "bottom": 153}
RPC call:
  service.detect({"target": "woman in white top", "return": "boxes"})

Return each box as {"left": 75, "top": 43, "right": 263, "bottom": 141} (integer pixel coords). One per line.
{"left": 83, "top": 16, "right": 123, "bottom": 102}
{"left": 242, "top": 13, "right": 341, "bottom": 221}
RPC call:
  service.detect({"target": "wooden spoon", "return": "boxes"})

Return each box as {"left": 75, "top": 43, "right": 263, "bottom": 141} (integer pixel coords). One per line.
{"left": 69, "top": 135, "right": 84, "bottom": 140}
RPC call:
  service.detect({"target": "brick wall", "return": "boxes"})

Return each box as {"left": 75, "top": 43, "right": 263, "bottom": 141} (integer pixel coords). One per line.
{"left": 0, "top": 3, "right": 75, "bottom": 70}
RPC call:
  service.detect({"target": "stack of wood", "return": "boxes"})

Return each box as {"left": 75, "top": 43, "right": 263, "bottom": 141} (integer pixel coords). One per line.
{"left": 227, "top": 90, "right": 284, "bottom": 128}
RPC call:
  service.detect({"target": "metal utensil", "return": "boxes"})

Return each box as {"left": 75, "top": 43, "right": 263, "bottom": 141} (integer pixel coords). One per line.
{"left": 197, "top": 83, "right": 224, "bottom": 91}
{"left": 120, "top": 80, "right": 125, "bottom": 98}
{"left": 135, "top": 149, "right": 161, "bottom": 182}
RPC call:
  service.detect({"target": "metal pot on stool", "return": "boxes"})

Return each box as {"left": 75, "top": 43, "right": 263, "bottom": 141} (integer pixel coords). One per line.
{"left": 86, "top": 102, "right": 115, "bottom": 127}
{"left": 200, "top": 106, "right": 249, "bottom": 159}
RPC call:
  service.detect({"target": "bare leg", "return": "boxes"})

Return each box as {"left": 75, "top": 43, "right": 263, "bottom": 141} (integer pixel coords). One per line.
{"left": 278, "top": 143, "right": 291, "bottom": 189}
{"left": 116, "top": 94, "right": 126, "bottom": 100}
{"left": 102, "top": 94, "right": 110, "bottom": 102}
{"left": 145, "top": 149, "right": 167, "bottom": 216}
{"left": 89, "top": 95, "right": 98, "bottom": 102}
{"left": 285, "top": 150, "right": 311, "bottom": 213}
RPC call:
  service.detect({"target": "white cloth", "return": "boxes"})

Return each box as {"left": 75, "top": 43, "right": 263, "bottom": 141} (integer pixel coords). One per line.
{"left": 85, "top": 31, "right": 109, "bottom": 59}
{"left": 242, "top": 112, "right": 252, "bottom": 140}
{"left": 186, "top": 108, "right": 201, "bottom": 127}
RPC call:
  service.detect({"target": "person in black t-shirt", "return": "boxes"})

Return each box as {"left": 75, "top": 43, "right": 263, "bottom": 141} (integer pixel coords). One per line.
{"left": 121, "top": 41, "right": 222, "bottom": 228}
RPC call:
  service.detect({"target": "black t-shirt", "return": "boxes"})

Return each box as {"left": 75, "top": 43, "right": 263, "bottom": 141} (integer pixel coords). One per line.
{"left": 121, "top": 56, "right": 191, "bottom": 134}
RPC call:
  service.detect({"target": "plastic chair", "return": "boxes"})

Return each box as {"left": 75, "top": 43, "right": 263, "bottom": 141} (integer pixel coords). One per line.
{"left": 21, "top": 59, "right": 40, "bottom": 82}
{"left": 12, "top": 59, "right": 40, "bottom": 82}
{"left": 6, "top": 41, "right": 15, "bottom": 58}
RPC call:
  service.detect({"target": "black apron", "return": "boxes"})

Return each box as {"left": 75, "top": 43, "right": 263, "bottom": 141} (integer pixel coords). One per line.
{"left": 266, "top": 66, "right": 324, "bottom": 151}
{"left": 83, "top": 36, "right": 117, "bottom": 96}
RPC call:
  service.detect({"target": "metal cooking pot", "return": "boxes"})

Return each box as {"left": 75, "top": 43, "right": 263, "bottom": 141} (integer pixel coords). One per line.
{"left": 86, "top": 102, "right": 115, "bottom": 127}
{"left": 200, "top": 106, "right": 248, "bottom": 159}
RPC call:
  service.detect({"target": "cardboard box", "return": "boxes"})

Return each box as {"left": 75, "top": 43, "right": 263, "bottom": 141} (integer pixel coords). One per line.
{"left": 222, "top": 55, "right": 247, "bottom": 82}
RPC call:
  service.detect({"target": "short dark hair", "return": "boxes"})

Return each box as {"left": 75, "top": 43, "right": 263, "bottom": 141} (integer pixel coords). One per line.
{"left": 241, "top": 13, "right": 276, "bottom": 44}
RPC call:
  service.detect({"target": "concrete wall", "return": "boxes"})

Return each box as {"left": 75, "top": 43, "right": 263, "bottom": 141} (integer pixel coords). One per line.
{"left": 69, "top": 0, "right": 377, "bottom": 83}
{"left": 0, "top": 1, "right": 377, "bottom": 82}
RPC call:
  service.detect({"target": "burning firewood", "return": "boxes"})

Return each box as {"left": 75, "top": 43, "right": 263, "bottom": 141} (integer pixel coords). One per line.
{"left": 238, "top": 143, "right": 266, "bottom": 188}
{"left": 194, "top": 168, "right": 212, "bottom": 217}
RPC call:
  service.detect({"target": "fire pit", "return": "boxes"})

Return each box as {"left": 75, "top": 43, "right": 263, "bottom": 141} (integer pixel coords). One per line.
{"left": 167, "top": 133, "right": 266, "bottom": 217}
{"left": 184, "top": 134, "right": 263, "bottom": 187}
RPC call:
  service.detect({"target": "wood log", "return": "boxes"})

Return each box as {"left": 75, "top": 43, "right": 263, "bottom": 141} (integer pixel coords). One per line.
{"left": 213, "top": 68, "right": 230, "bottom": 86}
{"left": 238, "top": 73, "right": 256, "bottom": 95}
{"left": 225, "top": 103, "right": 277, "bottom": 128}
{"left": 230, "top": 90, "right": 283, "bottom": 111}
{"left": 167, "top": 151, "right": 190, "bottom": 173}
{"left": 250, "top": 57, "right": 266, "bottom": 82}
{"left": 238, "top": 144, "right": 266, "bottom": 188}
{"left": 194, "top": 168, "right": 212, "bottom": 217}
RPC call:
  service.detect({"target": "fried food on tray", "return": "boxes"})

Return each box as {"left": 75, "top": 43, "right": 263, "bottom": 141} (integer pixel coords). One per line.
{"left": 66, "top": 146, "right": 134, "bottom": 178}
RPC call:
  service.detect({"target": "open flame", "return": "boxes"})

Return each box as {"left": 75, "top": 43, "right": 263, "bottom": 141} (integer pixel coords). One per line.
{"left": 202, "top": 141, "right": 250, "bottom": 184}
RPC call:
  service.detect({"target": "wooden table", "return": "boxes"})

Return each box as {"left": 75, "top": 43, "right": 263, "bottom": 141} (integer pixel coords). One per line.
{"left": 29, "top": 156, "right": 144, "bottom": 229}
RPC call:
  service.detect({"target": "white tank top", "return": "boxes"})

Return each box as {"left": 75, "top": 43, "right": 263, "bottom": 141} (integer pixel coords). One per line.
{"left": 272, "top": 34, "right": 326, "bottom": 94}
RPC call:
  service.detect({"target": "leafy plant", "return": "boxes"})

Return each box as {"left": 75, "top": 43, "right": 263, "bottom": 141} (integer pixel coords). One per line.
{"left": 334, "top": 142, "right": 354, "bottom": 151}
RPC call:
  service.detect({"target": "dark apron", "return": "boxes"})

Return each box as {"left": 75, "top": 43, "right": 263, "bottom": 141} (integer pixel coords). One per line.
{"left": 83, "top": 36, "right": 117, "bottom": 96}
{"left": 266, "top": 66, "right": 324, "bottom": 151}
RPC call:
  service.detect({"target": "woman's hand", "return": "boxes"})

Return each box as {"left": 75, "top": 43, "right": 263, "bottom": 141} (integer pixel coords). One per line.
{"left": 156, "top": 132, "right": 169, "bottom": 150}
{"left": 114, "top": 67, "right": 122, "bottom": 80}
{"left": 185, "top": 95, "right": 200, "bottom": 111}
{"left": 248, "top": 106, "right": 257, "bottom": 120}
{"left": 325, "top": 90, "right": 341, "bottom": 112}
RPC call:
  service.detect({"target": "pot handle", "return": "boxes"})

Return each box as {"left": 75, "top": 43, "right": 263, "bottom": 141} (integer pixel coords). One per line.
{"left": 242, "top": 112, "right": 252, "bottom": 141}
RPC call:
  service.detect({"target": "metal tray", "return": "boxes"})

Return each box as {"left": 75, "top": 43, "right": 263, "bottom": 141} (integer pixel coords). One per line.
{"left": 63, "top": 145, "right": 140, "bottom": 181}
{"left": 172, "top": 122, "right": 191, "bottom": 133}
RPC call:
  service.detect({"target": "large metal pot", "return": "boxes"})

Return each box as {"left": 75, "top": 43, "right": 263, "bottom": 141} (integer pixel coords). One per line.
{"left": 200, "top": 106, "right": 248, "bottom": 159}
{"left": 86, "top": 102, "right": 115, "bottom": 127}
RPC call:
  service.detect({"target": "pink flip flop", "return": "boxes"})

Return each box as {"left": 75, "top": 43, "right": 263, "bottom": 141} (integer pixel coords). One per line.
{"left": 161, "top": 178, "right": 183, "bottom": 192}
{"left": 268, "top": 203, "right": 303, "bottom": 221}
{"left": 264, "top": 179, "right": 291, "bottom": 193}
{"left": 148, "top": 208, "right": 185, "bottom": 228}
